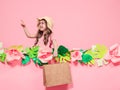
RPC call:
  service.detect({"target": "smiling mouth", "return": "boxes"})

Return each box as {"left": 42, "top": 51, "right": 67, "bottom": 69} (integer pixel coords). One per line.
{"left": 40, "top": 27, "right": 43, "bottom": 28}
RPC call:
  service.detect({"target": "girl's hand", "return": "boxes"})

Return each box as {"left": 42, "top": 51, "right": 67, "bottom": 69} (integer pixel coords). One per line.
{"left": 21, "top": 20, "right": 26, "bottom": 28}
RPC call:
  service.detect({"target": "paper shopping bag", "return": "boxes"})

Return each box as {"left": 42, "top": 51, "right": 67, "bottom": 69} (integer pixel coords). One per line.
{"left": 43, "top": 63, "right": 72, "bottom": 87}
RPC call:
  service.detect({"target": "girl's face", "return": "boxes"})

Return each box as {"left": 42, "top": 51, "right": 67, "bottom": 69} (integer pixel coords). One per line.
{"left": 37, "top": 20, "right": 47, "bottom": 31}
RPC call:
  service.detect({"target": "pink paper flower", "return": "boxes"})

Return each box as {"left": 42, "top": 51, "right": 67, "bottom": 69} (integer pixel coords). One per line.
{"left": 71, "top": 50, "right": 82, "bottom": 62}
{"left": 104, "top": 43, "right": 120, "bottom": 63}
{"left": 5, "top": 49, "right": 24, "bottom": 62}
{"left": 38, "top": 51, "right": 53, "bottom": 63}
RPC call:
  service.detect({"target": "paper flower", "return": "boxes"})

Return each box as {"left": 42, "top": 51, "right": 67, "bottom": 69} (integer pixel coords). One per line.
{"left": 96, "top": 58, "right": 109, "bottom": 67}
{"left": 104, "top": 43, "right": 120, "bottom": 63}
{"left": 38, "top": 51, "right": 53, "bottom": 63}
{"left": 70, "top": 50, "right": 82, "bottom": 62}
{"left": 5, "top": 49, "right": 24, "bottom": 62}
{"left": 23, "top": 46, "right": 50, "bottom": 66}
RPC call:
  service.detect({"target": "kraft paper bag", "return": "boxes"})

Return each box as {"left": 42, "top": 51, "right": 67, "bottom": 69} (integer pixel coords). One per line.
{"left": 43, "top": 63, "right": 72, "bottom": 87}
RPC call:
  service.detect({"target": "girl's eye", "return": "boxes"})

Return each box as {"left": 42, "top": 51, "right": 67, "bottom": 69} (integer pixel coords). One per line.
{"left": 40, "top": 22, "right": 44, "bottom": 24}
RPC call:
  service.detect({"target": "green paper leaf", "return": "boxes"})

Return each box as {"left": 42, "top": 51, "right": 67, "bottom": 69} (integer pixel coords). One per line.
{"left": 57, "top": 45, "right": 69, "bottom": 56}
{"left": 0, "top": 53, "right": 6, "bottom": 62}
{"left": 22, "top": 54, "right": 30, "bottom": 65}
{"left": 56, "top": 54, "right": 71, "bottom": 63}
{"left": 25, "top": 46, "right": 39, "bottom": 59}
{"left": 82, "top": 54, "right": 93, "bottom": 64}
{"left": 32, "top": 57, "right": 47, "bottom": 66}
{"left": 78, "top": 60, "right": 83, "bottom": 63}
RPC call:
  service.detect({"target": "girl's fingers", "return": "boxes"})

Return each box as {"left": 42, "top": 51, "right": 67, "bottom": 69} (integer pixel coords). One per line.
{"left": 20, "top": 20, "right": 26, "bottom": 27}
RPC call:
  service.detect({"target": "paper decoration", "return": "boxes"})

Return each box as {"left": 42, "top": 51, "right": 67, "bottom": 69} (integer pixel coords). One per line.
{"left": 56, "top": 54, "right": 71, "bottom": 63}
{"left": 7, "top": 45, "right": 24, "bottom": 51}
{"left": 55, "top": 45, "right": 71, "bottom": 62}
{"left": 81, "top": 54, "right": 93, "bottom": 64}
{"left": 105, "top": 43, "right": 120, "bottom": 63}
{"left": 5, "top": 49, "right": 24, "bottom": 62}
{"left": 0, "top": 53, "right": 6, "bottom": 62}
{"left": 24, "top": 46, "right": 39, "bottom": 59}
{"left": 0, "top": 42, "right": 6, "bottom": 62}
{"left": 85, "top": 44, "right": 108, "bottom": 59}
{"left": 70, "top": 50, "right": 82, "bottom": 62}
{"left": 22, "top": 54, "right": 30, "bottom": 65}
{"left": 57, "top": 45, "right": 69, "bottom": 56}
{"left": 0, "top": 43, "right": 120, "bottom": 67}
{"left": 38, "top": 51, "right": 53, "bottom": 63}
{"left": 96, "top": 58, "right": 109, "bottom": 67}
{"left": 32, "top": 57, "right": 47, "bottom": 66}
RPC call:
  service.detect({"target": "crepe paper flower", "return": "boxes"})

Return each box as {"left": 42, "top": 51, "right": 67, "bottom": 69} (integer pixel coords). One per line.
{"left": 81, "top": 54, "right": 93, "bottom": 64}
{"left": 0, "top": 53, "right": 6, "bottom": 62}
{"left": 38, "top": 51, "right": 53, "bottom": 63}
{"left": 104, "top": 43, "right": 120, "bottom": 63}
{"left": 70, "top": 50, "right": 82, "bottom": 62}
{"left": 32, "top": 57, "right": 48, "bottom": 66}
{"left": 6, "top": 45, "right": 24, "bottom": 52}
{"left": 5, "top": 49, "right": 24, "bottom": 62}
{"left": 96, "top": 58, "right": 109, "bottom": 67}
{"left": 24, "top": 46, "right": 39, "bottom": 59}
{"left": 57, "top": 45, "right": 69, "bottom": 56}
{"left": 85, "top": 44, "right": 108, "bottom": 59}
{"left": 22, "top": 54, "right": 30, "bottom": 65}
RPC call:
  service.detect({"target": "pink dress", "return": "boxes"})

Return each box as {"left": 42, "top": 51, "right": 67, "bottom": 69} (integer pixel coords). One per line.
{"left": 37, "top": 35, "right": 53, "bottom": 63}
{"left": 37, "top": 35, "right": 52, "bottom": 52}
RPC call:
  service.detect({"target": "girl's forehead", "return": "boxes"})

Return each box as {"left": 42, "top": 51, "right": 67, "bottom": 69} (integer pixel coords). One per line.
{"left": 39, "top": 20, "right": 45, "bottom": 22}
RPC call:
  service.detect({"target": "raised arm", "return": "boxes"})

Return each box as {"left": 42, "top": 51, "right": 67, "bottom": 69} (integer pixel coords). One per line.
{"left": 21, "top": 20, "right": 37, "bottom": 38}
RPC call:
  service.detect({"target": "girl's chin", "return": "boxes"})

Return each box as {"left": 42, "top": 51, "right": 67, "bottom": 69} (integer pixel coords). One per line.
{"left": 40, "top": 29, "right": 45, "bottom": 31}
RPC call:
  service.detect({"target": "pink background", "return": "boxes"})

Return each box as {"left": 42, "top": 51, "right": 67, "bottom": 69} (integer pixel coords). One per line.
{"left": 0, "top": 0, "right": 120, "bottom": 90}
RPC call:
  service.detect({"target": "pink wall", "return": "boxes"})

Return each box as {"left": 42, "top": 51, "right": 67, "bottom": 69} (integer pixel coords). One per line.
{"left": 0, "top": 0, "right": 120, "bottom": 90}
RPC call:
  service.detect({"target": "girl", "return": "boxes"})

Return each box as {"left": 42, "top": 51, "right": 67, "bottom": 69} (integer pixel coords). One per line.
{"left": 21, "top": 17, "right": 58, "bottom": 57}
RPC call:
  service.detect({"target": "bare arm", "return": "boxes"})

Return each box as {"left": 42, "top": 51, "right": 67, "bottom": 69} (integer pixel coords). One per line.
{"left": 21, "top": 20, "right": 37, "bottom": 38}
{"left": 49, "top": 34, "right": 53, "bottom": 48}
{"left": 49, "top": 34, "right": 58, "bottom": 56}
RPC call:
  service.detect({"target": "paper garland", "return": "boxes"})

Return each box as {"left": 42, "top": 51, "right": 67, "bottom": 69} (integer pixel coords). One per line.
{"left": 0, "top": 42, "right": 120, "bottom": 67}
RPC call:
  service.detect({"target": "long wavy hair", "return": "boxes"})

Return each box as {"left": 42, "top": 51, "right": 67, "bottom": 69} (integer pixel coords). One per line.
{"left": 34, "top": 19, "right": 52, "bottom": 46}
